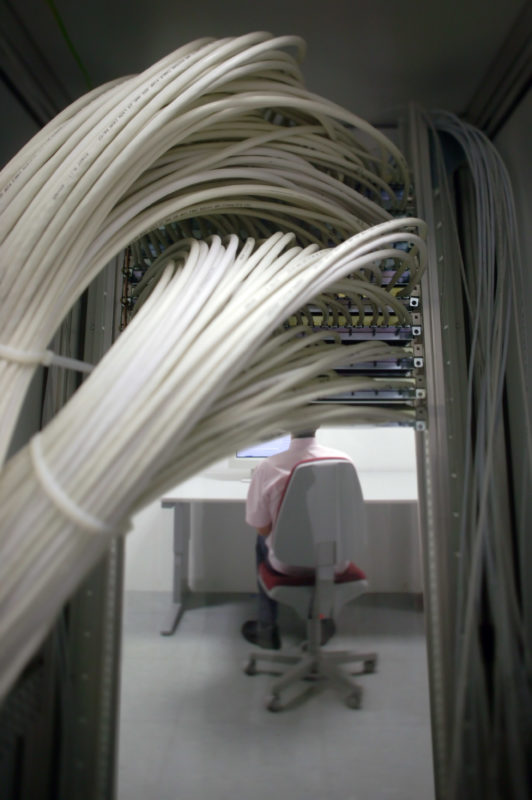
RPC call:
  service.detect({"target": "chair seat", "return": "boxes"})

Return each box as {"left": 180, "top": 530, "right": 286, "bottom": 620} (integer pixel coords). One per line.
{"left": 259, "top": 560, "right": 368, "bottom": 621}
{"left": 258, "top": 560, "right": 366, "bottom": 591}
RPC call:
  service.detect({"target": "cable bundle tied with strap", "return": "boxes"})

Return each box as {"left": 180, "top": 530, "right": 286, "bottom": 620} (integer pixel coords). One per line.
{"left": 0, "top": 34, "right": 425, "bottom": 700}
{"left": 0, "top": 33, "right": 410, "bottom": 464}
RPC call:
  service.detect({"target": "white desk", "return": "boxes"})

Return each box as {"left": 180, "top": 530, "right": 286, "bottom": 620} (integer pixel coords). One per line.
{"left": 160, "top": 470, "right": 418, "bottom": 634}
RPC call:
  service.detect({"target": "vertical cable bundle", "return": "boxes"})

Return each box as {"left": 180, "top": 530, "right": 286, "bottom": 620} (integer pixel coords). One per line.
{"left": 430, "top": 111, "right": 531, "bottom": 800}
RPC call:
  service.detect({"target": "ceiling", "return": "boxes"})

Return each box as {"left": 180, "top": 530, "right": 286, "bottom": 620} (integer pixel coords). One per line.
{"left": 0, "top": 0, "right": 526, "bottom": 165}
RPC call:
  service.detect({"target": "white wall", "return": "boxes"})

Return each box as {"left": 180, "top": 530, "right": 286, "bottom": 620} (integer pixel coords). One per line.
{"left": 124, "top": 498, "right": 174, "bottom": 592}
{"left": 183, "top": 499, "right": 421, "bottom": 594}
{"left": 125, "top": 425, "right": 421, "bottom": 594}
{"left": 316, "top": 425, "right": 417, "bottom": 474}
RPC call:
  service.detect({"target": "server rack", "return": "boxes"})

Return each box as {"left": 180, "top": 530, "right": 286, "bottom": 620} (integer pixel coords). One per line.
{"left": 0, "top": 6, "right": 530, "bottom": 800}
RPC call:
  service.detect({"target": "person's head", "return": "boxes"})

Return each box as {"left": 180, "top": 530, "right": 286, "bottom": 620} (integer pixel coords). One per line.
{"left": 291, "top": 428, "right": 317, "bottom": 439}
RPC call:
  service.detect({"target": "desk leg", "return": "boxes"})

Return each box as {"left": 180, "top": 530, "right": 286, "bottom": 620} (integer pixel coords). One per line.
{"left": 160, "top": 502, "right": 190, "bottom": 635}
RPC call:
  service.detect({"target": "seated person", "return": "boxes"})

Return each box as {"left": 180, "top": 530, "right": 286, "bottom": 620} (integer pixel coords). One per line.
{"left": 242, "top": 428, "right": 356, "bottom": 650}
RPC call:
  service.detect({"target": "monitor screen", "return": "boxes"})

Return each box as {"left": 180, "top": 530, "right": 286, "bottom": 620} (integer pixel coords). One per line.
{"left": 236, "top": 435, "right": 290, "bottom": 459}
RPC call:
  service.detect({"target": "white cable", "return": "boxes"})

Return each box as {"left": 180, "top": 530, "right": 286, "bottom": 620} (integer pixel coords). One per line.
{"left": 30, "top": 434, "right": 114, "bottom": 535}
{"left": 428, "top": 110, "right": 530, "bottom": 800}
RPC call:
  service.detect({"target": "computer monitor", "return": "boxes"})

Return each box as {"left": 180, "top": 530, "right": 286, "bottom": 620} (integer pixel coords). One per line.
{"left": 236, "top": 435, "right": 291, "bottom": 459}
{"left": 228, "top": 434, "right": 291, "bottom": 475}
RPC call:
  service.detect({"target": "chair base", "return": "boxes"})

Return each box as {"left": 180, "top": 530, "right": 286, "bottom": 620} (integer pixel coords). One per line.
{"left": 244, "top": 646, "right": 378, "bottom": 711}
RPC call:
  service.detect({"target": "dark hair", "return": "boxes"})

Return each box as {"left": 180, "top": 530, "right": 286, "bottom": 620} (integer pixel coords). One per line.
{"left": 291, "top": 429, "right": 317, "bottom": 438}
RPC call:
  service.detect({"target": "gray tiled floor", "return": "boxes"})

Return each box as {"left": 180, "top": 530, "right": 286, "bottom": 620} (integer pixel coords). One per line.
{"left": 118, "top": 592, "right": 435, "bottom": 800}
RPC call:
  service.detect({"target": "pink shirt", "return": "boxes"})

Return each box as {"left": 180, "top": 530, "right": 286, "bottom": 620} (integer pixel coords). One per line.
{"left": 245, "top": 437, "right": 354, "bottom": 574}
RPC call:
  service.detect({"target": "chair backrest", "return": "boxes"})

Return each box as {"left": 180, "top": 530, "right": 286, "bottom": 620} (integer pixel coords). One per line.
{"left": 271, "top": 458, "right": 367, "bottom": 569}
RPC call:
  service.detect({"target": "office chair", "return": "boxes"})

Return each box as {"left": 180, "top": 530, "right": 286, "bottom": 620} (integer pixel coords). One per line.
{"left": 244, "top": 458, "right": 377, "bottom": 711}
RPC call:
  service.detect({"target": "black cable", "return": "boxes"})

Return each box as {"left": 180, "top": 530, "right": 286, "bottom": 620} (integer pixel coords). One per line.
{"left": 0, "top": 30, "right": 61, "bottom": 119}
{"left": 45, "top": 0, "right": 93, "bottom": 91}
{"left": 3, "top": 0, "right": 72, "bottom": 105}
{"left": 0, "top": 64, "right": 46, "bottom": 127}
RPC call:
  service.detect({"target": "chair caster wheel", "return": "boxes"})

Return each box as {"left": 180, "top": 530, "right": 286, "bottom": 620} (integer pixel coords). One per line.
{"left": 363, "top": 657, "right": 377, "bottom": 674}
{"left": 244, "top": 658, "right": 257, "bottom": 676}
{"left": 266, "top": 694, "right": 282, "bottom": 712}
{"left": 346, "top": 688, "right": 363, "bottom": 709}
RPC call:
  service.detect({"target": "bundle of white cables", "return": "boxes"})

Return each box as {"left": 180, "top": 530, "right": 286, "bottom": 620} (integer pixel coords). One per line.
{"left": 430, "top": 111, "right": 531, "bottom": 800}
{"left": 0, "top": 32, "right": 409, "bottom": 464}
{"left": 0, "top": 33, "right": 425, "bottom": 700}
{"left": 0, "top": 218, "right": 425, "bottom": 700}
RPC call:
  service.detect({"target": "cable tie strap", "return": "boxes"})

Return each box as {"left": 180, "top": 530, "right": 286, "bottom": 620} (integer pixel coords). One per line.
{"left": 30, "top": 434, "right": 116, "bottom": 536}
{"left": 49, "top": 353, "right": 94, "bottom": 373}
{"left": 0, "top": 344, "right": 93, "bottom": 373}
